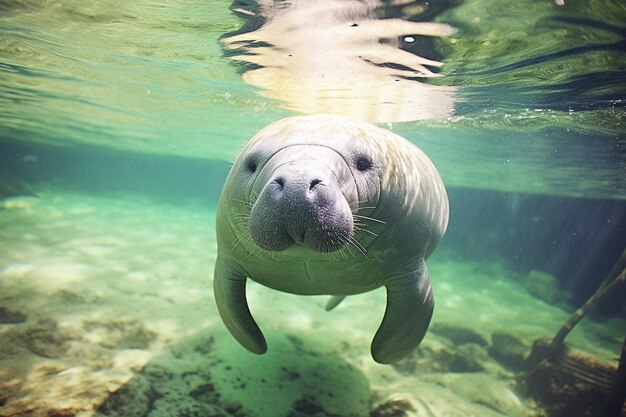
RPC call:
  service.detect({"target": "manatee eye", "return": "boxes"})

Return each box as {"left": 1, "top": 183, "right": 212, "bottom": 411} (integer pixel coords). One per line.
{"left": 356, "top": 156, "right": 372, "bottom": 172}
{"left": 247, "top": 159, "right": 258, "bottom": 173}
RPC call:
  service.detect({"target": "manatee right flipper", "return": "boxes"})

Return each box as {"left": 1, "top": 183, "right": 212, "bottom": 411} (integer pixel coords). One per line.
{"left": 213, "top": 256, "right": 267, "bottom": 354}
{"left": 371, "top": 259, "right": 434, "bottom": 364}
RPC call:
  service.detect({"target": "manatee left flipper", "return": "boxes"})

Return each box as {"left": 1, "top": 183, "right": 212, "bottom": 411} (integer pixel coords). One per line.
{"left": 213, "top": 256, "right": 267, "bottom": 354}
{"left": 371, "top": 259, "right": 434, "bottom": 364}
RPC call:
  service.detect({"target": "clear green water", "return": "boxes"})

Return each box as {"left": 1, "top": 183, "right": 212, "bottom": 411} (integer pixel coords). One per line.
{"left": 0, "top": 1, "right": 625, "bottom": 416}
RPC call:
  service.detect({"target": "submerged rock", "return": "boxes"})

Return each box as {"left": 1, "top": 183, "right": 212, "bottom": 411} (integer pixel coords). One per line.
{"left": 0, "top": 306, "right": 27, "bottom": 324}
{"left": 489, "top": 331, "right": 530, "bottom": 371}
{"left": 451, "top": 343, "right": 488, "bottom": 373}
{"left": 0, "top": 319, "right": 73, "bottom": 358}
{"left": 370, "top": 396, "right": 417, "bottom": 417}
{"left": 523, "top": 270, "right": 571, "bottom": 305}
{"left": 82, "top": 320, "right": 158, "bottom": 350}
{"left": 423, "top": 373, "right": 529, "bottom": 417}
{"left": 430, "top": 323, "right": 489, "bottom": 346}
{"left": 0, "top": 169, "right": 35, "bottom": 202}
{"left": 97, "top": 376, "right": 154, "bottom": 417}
{"left": 370, "top": 376, "right": 534, "bottom": 417}
{"left": 392, "top": 338, "right": 488, "bottom": 375}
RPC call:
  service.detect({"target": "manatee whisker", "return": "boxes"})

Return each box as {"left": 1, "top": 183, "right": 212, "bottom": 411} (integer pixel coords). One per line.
{"left": 229, "top": 230, "right": 253, "bottom": 255}
{"left": 338, "top": 243, "right": 356, "bottom": 261}
{"left": 232, "top": 198, "right": 253, "bottom": 208}
{"left": 249, "top": 190, "right": 260, "bottom": 202}
{"left": 353, "top": 214, "right": 386, "bottom": 224}
{"left": 228, "top": 212, "right": 252, "bottom": 226}
{"left": 354, "top": 226, "right": 378, "bottom": 237}
{"left": 330, "top": 240, "right": 345, "bottom": 262}
{"left": 348, "top": 199, "right": 370, "bottom": 208}
{"left": 228, "top": 212, "right": 251, "bottom": 218}
{"left": 231, "top": 220, "right": 252, "bottom": 228}
{"left": 338, "top": 247, "right": 353, "bottom": 262}
{"left": 349, "top": 235, "right": 368, "bottom": 254}
{"left": 249, "top": 243, "right": 263, "bottom": 258}
{"left": 230, "top": 216, "right": 251, "bottom": 222}
{"left": 253, "top": 244, "right": 276, "bottom": 260}
{"left": 342, "top": 235, "right": 368, "bottom": 261}
{"left": 231, "top": 219, "right": 251, "bottom": 225}
{"left": 322, "top": 239, "right": 344, "bottom": 262}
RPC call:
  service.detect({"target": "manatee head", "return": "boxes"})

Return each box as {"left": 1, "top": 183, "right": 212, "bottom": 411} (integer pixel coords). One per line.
{"left": 227, "top": 115, "right": 383, "bottom": 254}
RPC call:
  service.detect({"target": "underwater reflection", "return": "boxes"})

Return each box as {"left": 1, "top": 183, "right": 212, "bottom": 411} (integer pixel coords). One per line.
{"left": 223, "top": 0, "right": 457, "bottom": 123}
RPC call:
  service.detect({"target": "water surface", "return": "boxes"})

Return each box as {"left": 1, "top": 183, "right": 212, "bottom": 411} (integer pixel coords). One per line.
{"left": 1, "top": 0, "right": 624, "bottom": 197}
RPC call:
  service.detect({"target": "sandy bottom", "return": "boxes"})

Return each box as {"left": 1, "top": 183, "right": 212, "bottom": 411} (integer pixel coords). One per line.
{"left": 0, "top": 191, "right": 623, "bottom": 417}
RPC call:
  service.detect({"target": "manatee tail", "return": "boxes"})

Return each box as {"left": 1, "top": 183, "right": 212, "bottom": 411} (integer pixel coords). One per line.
{"left": 325, "top": 295, "right": 346, "bottom": 311}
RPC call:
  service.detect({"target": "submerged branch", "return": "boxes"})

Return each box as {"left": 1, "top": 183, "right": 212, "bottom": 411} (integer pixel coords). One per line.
{"left": 549, "top": 248, "right": 626, "bottom": 350}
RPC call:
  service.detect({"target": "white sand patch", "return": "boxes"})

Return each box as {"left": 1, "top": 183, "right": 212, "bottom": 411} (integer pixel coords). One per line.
{"left": 0, "top": 262, "right": 35, "bottom": 278}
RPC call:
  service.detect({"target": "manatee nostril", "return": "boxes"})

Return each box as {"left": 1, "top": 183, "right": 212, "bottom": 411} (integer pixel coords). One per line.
{"left": 309, "top": 179, "right": 322, "bottom": 191}
{"left": 273, "top": 177, "right": 285, "bottom": 190}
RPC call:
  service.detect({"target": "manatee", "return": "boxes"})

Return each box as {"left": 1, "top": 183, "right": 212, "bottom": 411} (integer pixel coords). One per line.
{"left": 213, "top": 114, "right": 449, "bottom": 363}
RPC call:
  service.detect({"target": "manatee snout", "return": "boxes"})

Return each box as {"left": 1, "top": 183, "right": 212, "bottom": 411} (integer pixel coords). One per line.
{"left": 249, "top": 165, "right": 354, "bottom": 252}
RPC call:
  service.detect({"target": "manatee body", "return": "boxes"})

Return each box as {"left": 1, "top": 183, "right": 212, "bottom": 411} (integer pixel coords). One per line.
{"left": 213, "top": 114, "right": 449, "bottom": 364}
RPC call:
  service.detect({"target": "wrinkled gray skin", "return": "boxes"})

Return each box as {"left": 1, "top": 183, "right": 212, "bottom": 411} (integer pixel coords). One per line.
{"left": 214, "top": 114, "right": 449, "bottom": 364}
